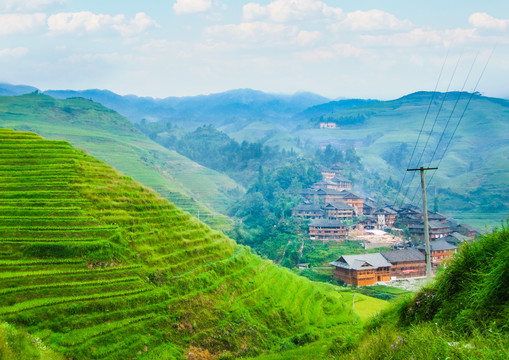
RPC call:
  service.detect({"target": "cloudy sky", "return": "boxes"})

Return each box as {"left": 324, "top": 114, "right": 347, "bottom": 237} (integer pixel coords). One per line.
{"left": 1, "top": 0, "right": 508, "bottom": 99}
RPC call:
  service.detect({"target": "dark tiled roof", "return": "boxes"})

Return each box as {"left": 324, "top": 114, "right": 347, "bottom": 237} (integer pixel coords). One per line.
{"left": 417, "top": 239, "right": 458, "bottom": 251}
{"left": 374, "top": 207, "right": 397, "bottom": 215}
{"left": 381, "top": 249, "right": 425, "bottom": 263}
{"left": 324, "top": 201, "right": 353, "bottom": 210}
{"left": 293, "top": 203, "right": 322, "bottom": 211}
{"left": 310, "top": 219, "right": 345, "bottom": 227}
{"left": 330, "top": 253, "right": 392, "bottom": 270}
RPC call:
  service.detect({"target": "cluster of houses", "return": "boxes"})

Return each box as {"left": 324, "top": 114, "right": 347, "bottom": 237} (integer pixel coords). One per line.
{"left": 292, "top": 166, "right": 479, "bottom": 286}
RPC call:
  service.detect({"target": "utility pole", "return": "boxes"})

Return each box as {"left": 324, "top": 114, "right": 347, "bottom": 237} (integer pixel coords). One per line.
{"left": 407, "top": 166, "right": 438, "bottom": 281}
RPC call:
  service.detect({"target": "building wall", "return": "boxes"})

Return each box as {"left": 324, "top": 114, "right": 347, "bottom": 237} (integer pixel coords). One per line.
{"left": 389, "top": 260, "right": 426, "bottom": 278}
{"left": 309, "top": 226, "right": 347, "bottom": 241}
{"left": 332, "top": 267, "right": 390, "bottom": 286}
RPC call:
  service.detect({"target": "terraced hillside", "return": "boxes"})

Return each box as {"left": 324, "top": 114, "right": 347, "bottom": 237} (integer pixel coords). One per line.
{"left": 0, "top": 129, "right": 370, "bottom": 359}
{"left": 0, "top": 93, "right": 244, "bottom": 232}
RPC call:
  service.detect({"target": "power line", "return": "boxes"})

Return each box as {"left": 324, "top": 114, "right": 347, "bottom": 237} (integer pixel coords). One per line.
{"left": 401, "top": 53, "right": 462, "bottom": 206}
{"left": 427, "top": 53, "right": 479, "bottom": 167}
{"left": 394, "top": 51, "right": 450, "bottom": 206}
{"left": 412, "top": 48, "right": 495, "bottom": 205}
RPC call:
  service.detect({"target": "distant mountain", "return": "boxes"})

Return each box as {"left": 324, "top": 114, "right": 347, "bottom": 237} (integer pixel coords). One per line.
{"left": 0, "top": 82, "right": 38, "bottom": 96}
{"left": 293, "top": 91, "right": 509, "bottom": 228}
{"left": 43, "top": 87, "right": 330, "bottom": 127}
{"left": 295, "top": 98, "right": 379, "bottom": 121}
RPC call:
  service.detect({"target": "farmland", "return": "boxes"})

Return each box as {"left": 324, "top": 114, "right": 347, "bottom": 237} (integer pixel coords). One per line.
{"left": 0, "top": 129, "right": 384, "bottom": 359}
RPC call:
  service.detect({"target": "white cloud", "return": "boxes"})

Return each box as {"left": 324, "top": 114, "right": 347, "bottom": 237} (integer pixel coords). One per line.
{"left": 295, "top": 30, "right": 321, "bottom": 45}
{"left": 335, "top": 9, "right": 413, "bottom": 31}
{"left": 360, "top": 28, "right": 478, "bottom": 47}
{"left": 0, "top": 13, "right": 46, "bottom": 35}
{"left": 295, "top": 43, "right": 366, "bottom": 62}
{"left": 206, "top": 21, "right": 297, "bottom": 42}
{"left": 173, "top": 0, "right": 211, "bottom": 15}
{"left": 0, "top": 0, "right": 66, "bottom": 12}
{"left": 469, "top": 12, "right": 509, "bottom": 31}
{"left": 47, "top": 11, "right": 158, "bottom": 36}
{"left": 113, "top": 12, "right": 159, "bottom": 37}
{"left": 0, "top": 47, "right": 29, "bottom": 58}
{"left": 48, "top": 11, "right": 124, "bottom": 33}
{"left": 243, "top": 0, "right": 342, "bottom": 23}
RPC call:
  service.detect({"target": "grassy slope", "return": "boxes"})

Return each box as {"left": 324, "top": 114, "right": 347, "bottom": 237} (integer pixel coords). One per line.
{"left": 0, "top": 129, "right": 385, "bottom": 359}
{"left": 336, "top": 225, "right": 509, "bottom": 360}
{"left": 293, "top": 92, "right": 509, "bottom": 228}
{"left": 0, "top": 93, "right": 244, "bottom": 231}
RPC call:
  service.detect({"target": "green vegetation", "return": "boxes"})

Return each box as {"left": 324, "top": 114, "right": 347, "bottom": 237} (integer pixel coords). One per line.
{"left": 0, "top": 93, "right": 244, "bottom": 231}
{"left": 295, "top": 92, "right": 509, "bottom": 228}
{"left": 0, "top": 129, "right": 382, "bottom": 359}
{"left": 332, "top": 224, "right": 509, "bottom": 359}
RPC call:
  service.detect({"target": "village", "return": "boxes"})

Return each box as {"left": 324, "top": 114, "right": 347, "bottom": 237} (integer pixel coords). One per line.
{"left": 292, "top": 166, "right": 479, "bottom": 286}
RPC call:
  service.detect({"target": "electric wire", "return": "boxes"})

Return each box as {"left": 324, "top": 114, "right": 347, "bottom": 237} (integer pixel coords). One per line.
{"left": 394, "top": 51, "right": 449, "bottom": 206}
{"left": 401, "top": 52, "right": 462, "bottom": 205}
{"left": 411, "top": 48, "right": 495, "bottom": 206}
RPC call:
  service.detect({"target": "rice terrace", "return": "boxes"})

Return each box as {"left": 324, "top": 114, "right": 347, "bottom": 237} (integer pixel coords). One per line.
{"left": 0, "top": 0, "right": 508, "bottom": 359}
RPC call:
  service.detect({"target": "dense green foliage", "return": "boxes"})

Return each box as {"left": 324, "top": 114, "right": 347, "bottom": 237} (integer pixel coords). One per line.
{"left": 0, "top": 129, "right": 384, "bottom": 359}
{"left": 332, "top": 225, "right": 509, "bottom": 359}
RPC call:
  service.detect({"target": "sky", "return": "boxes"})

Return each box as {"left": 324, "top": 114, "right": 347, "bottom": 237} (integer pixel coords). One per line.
{"left": 1, "top": 0, "right": 508, "bottom": 99}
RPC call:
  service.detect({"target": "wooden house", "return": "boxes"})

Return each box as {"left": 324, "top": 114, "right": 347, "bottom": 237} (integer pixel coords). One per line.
{"left": 408, "top": 220, "right": 452, "bottom": 240}
{"left": 355, "top": 216, "right": 377, "bottom": 230}
{"left": 315, "top": 188, "right": 343, "bottom": 205}
{"left": 339, "top": 191, "right": 365, "bottom": 216}
{"left": 373, "top": 207, "right": 397, "bottom": 229}
{"left": 330, "top": 253, "right": 392, "bottom": 286}
{"left": 417, "top": 239, "right": 458, "bottom": 269}
{"left": 309, "top": 219, "right": 347, "bottom": 241}
{"left": 319, "top": 122, "right": 337, "bottom": 129}
{"left": 380, "top": 249, "right": 426, "bottom": 279}
{"left": 323, "top": 202, "right": 354, "bottom": 221}
{"left": 292, "top": 203, "right": 323, "bottom": 220}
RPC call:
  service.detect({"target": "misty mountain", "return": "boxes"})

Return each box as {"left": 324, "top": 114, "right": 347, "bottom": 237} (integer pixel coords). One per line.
{"left": 43, "top": 87, "right": 330, "bottom": 128}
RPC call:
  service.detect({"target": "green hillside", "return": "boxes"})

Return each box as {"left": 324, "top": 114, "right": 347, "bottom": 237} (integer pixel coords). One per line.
{"left": 294, "top": 92, "right": 509, "bottom": 228}
{"left": 333, "top": 225, "right": 509, "bottom": 360}
{"left": 0, "top": 129, "right": 381, "bottom": 359}
{"left": 0, "top": 93, "right": 244, "bottom": 231}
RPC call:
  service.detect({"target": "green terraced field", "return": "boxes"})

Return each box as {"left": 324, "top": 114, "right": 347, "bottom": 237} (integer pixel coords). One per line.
{"left": 0, "top": 129, "right": 382, "bottom": 359}
{"left": 0, "top": 93, "right": 244, "bottom": 232}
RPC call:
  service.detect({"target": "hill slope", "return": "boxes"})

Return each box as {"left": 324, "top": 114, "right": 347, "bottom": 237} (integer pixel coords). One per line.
{"left": 0, "top": 129, "right": 376, "bottom": 359}
{"left": 294, "top": 92, "right": 509, "bottom": 228}
{"left": 0, "top": 93, "right": 244, "bottom": 231}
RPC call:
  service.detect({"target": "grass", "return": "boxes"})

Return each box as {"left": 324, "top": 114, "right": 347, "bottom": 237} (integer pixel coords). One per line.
{"left": 0, "top": 129, "right": 365, "bottom": 359}
{"left": 0, "top": 94, "right": 244, "bottom": 232}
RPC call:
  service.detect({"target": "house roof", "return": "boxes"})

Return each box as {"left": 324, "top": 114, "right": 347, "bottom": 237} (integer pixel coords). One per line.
{"left": 330, "top": 253, "right": 392, "bottom": 270}
{"left": 381, "top": 249, "right": 425, "bottom": 263}
{"left": 417, "top": 239, "right": 458, "bottom": 251}
{"left": 444, "top": 232, "right": 469, "bottom": 244}
{"left": 332, "top": 175, "right": 351, "bottom": 183}
{"left": 293, "top": 203, "right": 322, "bottom": 211}
{"left": 316, "top": 188, "right": 342, "bottom": 195}
{"left": 310, "top": 219, "right": 345, "bottom": 228}
{"left": 374, "top": 207, "right": 397, "bottom": 215}
{"left": 340, "top": 191, "right": 362, "bottom": 199}
{"left": 409, "top": 220, "right": 451, "bottom": 230}
{"left": 324, "top": 201, "right": 353, "bottom": 210}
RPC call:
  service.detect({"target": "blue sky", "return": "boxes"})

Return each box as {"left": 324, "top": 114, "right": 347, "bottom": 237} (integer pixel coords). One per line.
{"left": 1, "top": 0, "right": 508, "bottom": 99}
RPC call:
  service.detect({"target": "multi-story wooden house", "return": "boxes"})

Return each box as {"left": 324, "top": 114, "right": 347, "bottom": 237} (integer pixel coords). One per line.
{"left": 309, "top": 219, "right": 347, "bottom": 241}
{"left": 291, "top": 203, "right": 323, "bottom": 220}
{"left": 330, "top": 253, "right": 392, "bottom": 286}
{"left": 339, "top": 191, "right": 364, "bottom": 216}
{"left": 380, "top": 249, "right": 426, "bottom": 279}
{"left": 373, "top": 207, "right": 398, "bottom": 229}
{"left": 323, "top": 202, "right": 354, "bottom": 221}
{"left": 417, "top": 239, "right": 458, "bottom": 269}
